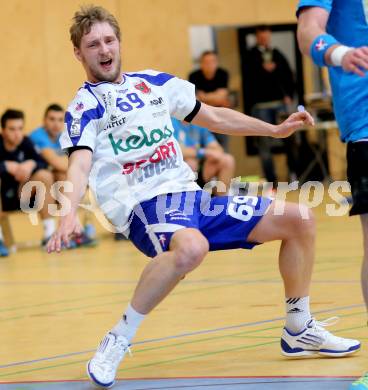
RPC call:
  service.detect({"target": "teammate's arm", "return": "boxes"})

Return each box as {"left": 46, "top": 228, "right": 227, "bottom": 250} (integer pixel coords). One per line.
{"left": 197, "top": 88, "right": 230, "bottom": 107}
{"left": 41, "top": 148, "right": 69, "bottom": 172}
{"left": 47, "top": 149, "right": 92, "bottom": 253}
{"left": 298, "top": 7, "right": 368, "bottom": 76}
{"left": 191, "top": 103, "right": 314, "bottom": 138}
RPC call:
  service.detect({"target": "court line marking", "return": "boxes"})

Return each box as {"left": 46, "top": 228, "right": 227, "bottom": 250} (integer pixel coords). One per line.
{"left": 0, "top": 375, "right": 357, "bottom": 385}
{"left": 0, "top": 266, "right": 359, "bottom": 321}
{"left": 0, "top": 303, "right": 364, "bottom": 371}
{"left": 0, "top": 266, "right": 278, "bottom": 314}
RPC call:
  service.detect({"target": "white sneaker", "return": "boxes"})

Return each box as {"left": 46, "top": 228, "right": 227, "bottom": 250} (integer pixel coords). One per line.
{"left": 87, "top": 332, "right": 131, "bottom": 388}
{"left": 281, "top": 317, "right": 361, "bottom": 357}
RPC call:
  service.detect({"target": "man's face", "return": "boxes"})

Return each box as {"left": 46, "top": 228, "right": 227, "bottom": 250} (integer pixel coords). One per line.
{"left": 44, "top": 110, "right": 64, "bottom": 138}
{"left": 74, "top": 21, "right": 121, "bottom": 83}
{"left": 200, "top": 53, "right": 218, "bottom": 77}
{"left": 256, "top": 30, "right": 271, "bottom": 47}
{"left": 2, "top": 119, "right": 24, "bottom": 148}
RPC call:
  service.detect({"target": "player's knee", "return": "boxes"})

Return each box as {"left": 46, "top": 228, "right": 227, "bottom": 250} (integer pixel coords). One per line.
{"left": 173, "top": 233, "right": 209, "bottom": 273}
{"left": 35, "top": 169, "right": 54, "bottom": 185}
{"left": 293, "top": 205, "right": 315, "bottom": 239}
{"left": 222, "top": 154, "right": 235, "bottom": 169}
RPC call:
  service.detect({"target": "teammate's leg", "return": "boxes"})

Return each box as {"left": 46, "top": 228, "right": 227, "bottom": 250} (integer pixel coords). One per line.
{"left": 346, "top": 230, "right": 368, "bottom": 389}
{"left": 360, "top": 214, "right": 368, "bottom": 316}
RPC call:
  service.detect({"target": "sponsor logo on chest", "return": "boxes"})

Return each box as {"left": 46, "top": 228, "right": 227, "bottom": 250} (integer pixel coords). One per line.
{"left": 108, "top": 125, "right": 173, "bottom": 154}
{"left": 150, "top": 97, "right": 164, "bottom": 106}
{"left": 104, "top": 114, "right": 126, "bottom": 131}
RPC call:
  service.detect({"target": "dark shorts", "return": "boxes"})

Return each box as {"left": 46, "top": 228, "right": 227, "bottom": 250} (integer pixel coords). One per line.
{"left": 1, "top": 180, "right": 20, "bottom": 211}
{"left": 347, "top": 142, "right": 368, "bottom": 216}
{"left": 128, "top": 190, "right": 273, "bottom": 258}
{"left": 0, "top": 168, "right": 42, "bottom": 212}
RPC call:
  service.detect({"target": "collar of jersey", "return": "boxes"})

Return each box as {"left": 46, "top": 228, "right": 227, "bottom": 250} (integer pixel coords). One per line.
{"left": 84, "top": 74, "right": 126, "bottom": 87}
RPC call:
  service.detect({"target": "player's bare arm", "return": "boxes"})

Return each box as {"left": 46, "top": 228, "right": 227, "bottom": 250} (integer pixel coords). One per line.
{"left": 47, "top": 149, "right": 92, "bottom": 253}
{"left": 298, "top": 7, "right": 368, "bottom": 76}
{"left": 191, "top": 102, "right": 314, "bottom": 138}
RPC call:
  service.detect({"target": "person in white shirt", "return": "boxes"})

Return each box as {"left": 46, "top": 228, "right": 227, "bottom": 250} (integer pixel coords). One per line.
{"left": 47, "top": 6, "right": 360, "bottom": 388}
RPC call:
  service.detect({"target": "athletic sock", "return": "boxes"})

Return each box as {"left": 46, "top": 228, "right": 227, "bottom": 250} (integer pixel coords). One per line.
{"left": 42, "top": 218, "right": 56, "bottom": 239}
{"left": 285, "top": 296, "right": 311, "bottom": 333}
{"left": 111, "top": 303, "right": 145, "bottom": 343}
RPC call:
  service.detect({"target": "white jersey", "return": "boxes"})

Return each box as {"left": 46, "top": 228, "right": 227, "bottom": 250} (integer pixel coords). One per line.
{"left": 60, "top": 70, "right": 200, "bottom": 232}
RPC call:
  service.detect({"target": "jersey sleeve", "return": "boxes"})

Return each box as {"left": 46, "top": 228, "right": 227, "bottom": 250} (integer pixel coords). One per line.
{"left": 164, "top": 76, "right": 197, "bottom": 120}
{"left": 297, "top": 0, "right": 332, "bottom": 16}
{"left": 59, "top": 88, "right": 105, "bottom": 153}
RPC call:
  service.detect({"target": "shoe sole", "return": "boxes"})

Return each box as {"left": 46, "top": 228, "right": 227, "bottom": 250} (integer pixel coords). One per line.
{"left": 282, "top": 347, "right": 360, "bottom": 358}
{"left": 86, "top": 360, "right": 115, "bottom": 389}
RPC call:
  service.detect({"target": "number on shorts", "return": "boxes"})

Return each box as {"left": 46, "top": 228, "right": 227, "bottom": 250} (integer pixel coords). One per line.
{"left": 227, "top": 196, "right": 258, "bottom": 222}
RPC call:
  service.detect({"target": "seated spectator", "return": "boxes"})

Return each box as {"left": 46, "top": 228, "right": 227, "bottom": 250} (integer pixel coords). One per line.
{"left": 30, "top": 104, "right": 67, "bottom": 181}
{"left": 0, "top": 109, "right": 56, "bottom": 254}
{"left": 189, "top": 51, "right": 231, "bottom": 151}
{"left": 30, "top": 104, "right": 97, "bottom": 246}
{"left": 171, "top": 117, "right": 235, "bottom": 195}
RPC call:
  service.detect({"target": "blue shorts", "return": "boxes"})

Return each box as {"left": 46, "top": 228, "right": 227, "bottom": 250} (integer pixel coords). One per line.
{"left": 128, "top": 191, "right": 272, "bottom": 258}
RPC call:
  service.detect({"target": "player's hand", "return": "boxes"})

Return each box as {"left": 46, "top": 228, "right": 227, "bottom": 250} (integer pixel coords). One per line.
{"left": 341, "top": 47, "right": 368, "bottom": 77}
{"left": 46, "top": 214, "right": 82, "bottom": 253}
{"left": 272, "top": 111, "right": 314, "bottom": 138}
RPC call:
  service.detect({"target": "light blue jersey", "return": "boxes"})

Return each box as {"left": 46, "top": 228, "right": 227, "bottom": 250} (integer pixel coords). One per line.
{"left": 30, "top": 127, "right": 63, "bottom": 155}
{"left": 171, "top": 117, "right": 216, "bottom": 149}
{"left": 297, "top": 0, "right": 368, "bottom": 142}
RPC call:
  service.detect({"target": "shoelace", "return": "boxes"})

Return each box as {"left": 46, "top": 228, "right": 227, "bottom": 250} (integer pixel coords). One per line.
{"left": 104, "top": 339, "right": 132, "bottom": 366}
{"left": 307, "top": 316, "right": 339, "bottom": 332}
{"left": 353, "top": 373, "right": 368, "bottom": 386}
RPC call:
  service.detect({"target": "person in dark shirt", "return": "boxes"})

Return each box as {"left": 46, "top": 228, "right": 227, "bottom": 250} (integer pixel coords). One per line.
{"left": 189, "top": 51, "right": 231, "bottom": 150}
{"left": 0, "top": 109, "right": 56, "bottom": 252}
{"left": 248, "top": 25, "right": 297, "bottom": 188}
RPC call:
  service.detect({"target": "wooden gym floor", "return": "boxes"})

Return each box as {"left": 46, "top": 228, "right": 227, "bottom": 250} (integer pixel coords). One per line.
{"left": 0, "top": 196, "right": 366, "bottom": 389}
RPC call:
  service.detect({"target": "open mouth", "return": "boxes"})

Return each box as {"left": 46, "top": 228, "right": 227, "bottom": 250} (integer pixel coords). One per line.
{"left": 100, "top": 59, "right": 113, "bottom": 69}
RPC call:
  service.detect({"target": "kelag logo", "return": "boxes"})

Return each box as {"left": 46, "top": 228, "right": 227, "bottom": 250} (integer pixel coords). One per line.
{"left": 108, "top": 125, "right": 173, "bottom": 154}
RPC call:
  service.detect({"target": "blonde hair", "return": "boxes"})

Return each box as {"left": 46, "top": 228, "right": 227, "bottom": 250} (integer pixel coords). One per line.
{"left": 70, "top": 5, "right": 121, "bottom": 48}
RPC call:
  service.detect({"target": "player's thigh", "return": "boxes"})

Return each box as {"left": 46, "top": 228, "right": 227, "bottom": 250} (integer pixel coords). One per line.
{"left": 128, "top": 191, "right": 201, "bottom": 258}
{"left": 247, "top": 201, "right": 315, "bottom": 244}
